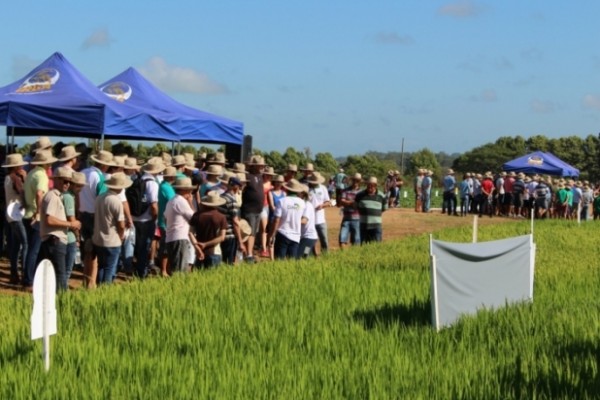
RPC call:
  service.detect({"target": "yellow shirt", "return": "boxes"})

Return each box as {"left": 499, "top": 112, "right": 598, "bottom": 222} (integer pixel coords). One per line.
{"left": 24, "top": 166, "right": 49, "bottom": 219}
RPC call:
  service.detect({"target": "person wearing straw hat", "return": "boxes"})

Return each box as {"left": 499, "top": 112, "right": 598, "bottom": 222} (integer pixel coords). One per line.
{"left": 354, "top": 176, "right": 387, "bottom": 244}
{"left": 284, "top": 164, "right": 297, "bottom": 183}
{"left": 297, "top": 186, "right": 318, "bottom": 258}
{"left": 165, "top": 177, "right": 199, "bottom": 273}
{"left": 259, "top": 166, "right": 276, "bottom": 258}
{"left": 414, "top": 168, "right": 424, "bottom": 213}
{"left": 338, "top": 172, "right": 362, "bottom": 249}
{"left": 241, "top": 155, "right": 266, "bottom": 263}
{"left": 64, "top": 172, "right": 86, "bottom": 285}
{"left": 421, "top": 170, "right": 433, "bottom": 213}
{"left": 190, "top": 191, "right": 227, "bottom": 268}
{"left": 580, "top": 181, "right": 593, "bottom": 221}
{"left": 268, "top": 179, "right": 309, "bottom": 259}
{"left": 3, "top": 153, "right": 28, "bottom": 285}
{"left": 534, "top": 176, "right": 550, "bottom": 219}
{"left": 157, "top": 166, "right": 177, "bottom": 277}
{"left": 299, "top": 163, "right": 315, "bottom": 185}
{"left": 56, "top": 145, "right": 81, "bottom": 172}
{"left": 171, "top": 155, "right": 187, "bottom": 179}
{"left": 93, "top": 172, "right": 132, "bottom": 285}
{"left": 131, "top": 157, "right": 164, "bottom": 278}
{"left": 480, "top": 172, "right": 495, "bottom": 218}
{"left": 200, "top": 164, "right": 223, "bottom": 198}
{"left": 218, "top": 176, "right": 246, "bottom": 265}
{"left": 333, "top": 167, "right": 347, "bottom": 206}
{"left": 78, "top": 150, "right": 116, "bottom": 288}
{"left": 39, "top": 167, "right": 81, "bottom": 291}
{"left": 442, "top": 168, "right": 458, "bottom": 216}
{"left": 307, "top": 172, "right": 331, "bottom": 255}
{"left": 22, "top": 149, "right": 58, "bottom": 290}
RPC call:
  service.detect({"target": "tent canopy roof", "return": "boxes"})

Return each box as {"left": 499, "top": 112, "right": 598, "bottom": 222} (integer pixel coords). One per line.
{"left": 502, "top": 151, "right": 579, "bottom": 177}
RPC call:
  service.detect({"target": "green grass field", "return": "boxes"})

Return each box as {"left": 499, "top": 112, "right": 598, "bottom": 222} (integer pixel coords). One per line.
{"left": 1, "top": 220, "right": 599, "bottom": 399}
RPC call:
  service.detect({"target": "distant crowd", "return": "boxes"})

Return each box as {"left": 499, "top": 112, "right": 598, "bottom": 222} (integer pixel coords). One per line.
{"left": 2, "top": 138, "right": 390, "bottom": 292}
{"left": 412, "top": 168, "right": 598, "bottom": 220}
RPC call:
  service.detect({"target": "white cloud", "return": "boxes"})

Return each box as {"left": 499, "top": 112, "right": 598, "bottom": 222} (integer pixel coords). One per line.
{"left": 81, "top": 28, "right": 114, "bottom": 50}
{"left": 437, "top": 1, "right": 485, "bottom": 18}
{"left": 582, "top": 94, "right": 600, "bottom": 111}
{"left": 530, "top": 99, "right": 556, "bottom": 113}
{"left": 470, "top": 89, "right": 497, "bottom": 102}
{"left": 138, "top": 56, "right": 228, "bottom": 94}
{"left": 373, "top": 32, "right": 414, "bottom": 45}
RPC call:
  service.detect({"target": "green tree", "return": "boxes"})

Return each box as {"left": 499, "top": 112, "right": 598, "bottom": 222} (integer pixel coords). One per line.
{"left": 264, "top": 150, "right": 286, "bottom": 173}
{"left": 282, "top": 147, "right": 309, "bottom": 169}
{"left": 409, "top": 148, "right": 441, "bottom": 178}
{"left": 136, "top": 143, "right": 148, "bottom": 160}
{"left": 314, "top": 152, "right": 339, "bottom": 179}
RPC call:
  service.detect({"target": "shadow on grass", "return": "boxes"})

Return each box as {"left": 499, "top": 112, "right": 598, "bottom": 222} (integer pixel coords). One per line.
{"left": 353, "top": 298, "right": 431, "bottom": 329}
{"left": 498, "top": 339, "right": 600, "bottom": 398}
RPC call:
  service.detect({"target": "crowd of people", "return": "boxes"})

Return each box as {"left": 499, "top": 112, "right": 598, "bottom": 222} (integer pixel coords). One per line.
{"left": 413, "top": 167, "right": 598, "bottom": 220}
{"left": 2, "top": 138, "right": 389, "bottom": 292}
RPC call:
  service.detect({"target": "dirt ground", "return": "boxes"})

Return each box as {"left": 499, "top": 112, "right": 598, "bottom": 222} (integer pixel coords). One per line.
{"left": 0, "top": 207, "right": 506, "bottom": 296}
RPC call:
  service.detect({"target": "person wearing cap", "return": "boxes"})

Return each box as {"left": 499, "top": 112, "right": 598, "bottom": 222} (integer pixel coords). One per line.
{"left": 157, "top": 166, "right": 177, "bottom": 276}
{"left": 165, "top": 177, "right": 200, "bottom": 273}
{"left": 132, "top": 157, "right": 164, "bottom": 278}
{"left": 414, "top": 169, "right": 424, "bottom": 213}
{"left": 421, "top": 170, "right": 433, "bottom": 213}
{"left": 3, "top": 153, "right": 28, "bottom": 285}
{"left": 39, "top": 167, "right": 81, "bottom": 291}
{"left": 268, "top": 179, "right": 308, "bottom": 259}
{"left": 190, "top": 191, "right": 227, "bottom": 268}
{"left": 442, "top": 169, "right": 458, "bottom": 216}
{"left": 241, "top": 155, "right": 266, "bottom": 263}
{"left": 307, "top": 172, "right": 331, "bottom": 255}
{"left": 79, "top": 150, "right": 116, "bottom": 288}
{"left": 93, "top": 172, "right": 131, "bottom": 285}
{"left": 333, "top": 167, "right": 347, "bottom": 206}
{"left": 64, "top": 172, "right": 86, "bottom": 284}
{"left": 218, "top": 176, "right": 246, "bottom": 265}
{"left": 338, "top": 173, "right": 362, "bottom": 248}
{"left": 284, "top": 164, "right": 297, "bottom": 183}
{"left": 354, "top": 176, "right": 387, "bottom": 244}
{"left": 22, "top": 149, "right": 57, "bottom": 290}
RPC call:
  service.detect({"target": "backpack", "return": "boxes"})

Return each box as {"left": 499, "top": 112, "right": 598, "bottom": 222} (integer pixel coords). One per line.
{"left": 126, "top": 174, "right": 153, "bottom": 217}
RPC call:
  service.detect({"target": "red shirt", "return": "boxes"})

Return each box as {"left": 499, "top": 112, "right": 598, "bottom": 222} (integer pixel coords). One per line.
{"left": 481, "top": 179, "right": 494, "bottom": 196}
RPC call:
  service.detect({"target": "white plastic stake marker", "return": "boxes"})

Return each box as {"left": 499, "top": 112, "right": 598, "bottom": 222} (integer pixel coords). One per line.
{"left": 31, "top": 259, "right": 57, "bottom": 372}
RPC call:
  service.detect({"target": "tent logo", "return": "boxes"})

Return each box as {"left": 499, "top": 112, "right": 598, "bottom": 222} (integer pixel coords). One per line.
{"left": 101, "top": 82, "right": 132, "bottom": 102}
{"left": 527, "top": 155, "right": 544, "bottom": 166}
{"left": 15, "top": 68, "right": 60, "bottom": 93}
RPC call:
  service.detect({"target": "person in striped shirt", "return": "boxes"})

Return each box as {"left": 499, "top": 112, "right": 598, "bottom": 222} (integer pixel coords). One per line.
{"left": 354, "top": 176, "right": 388, "bottom": 244}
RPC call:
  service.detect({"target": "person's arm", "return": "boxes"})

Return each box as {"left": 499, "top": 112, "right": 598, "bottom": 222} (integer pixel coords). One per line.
{"left": 117, "top": 220, "right": 125, "bottom": 242}
{"left": 122, "top": 201, "right": 133, "bottom": 228}
{"left": 188, "top": 231, "right": 205, "bottom": 260}
{"left": 198, "top": 230, "right": 226, "bottom": 249}
{"left": 47, "top": 214, "right": 81, "bottom": 230}
{"left": 232, "top": 216, "right": 246, "bottom": 253}
{"left": 150, "top": 202, "right": 158, "bottom": 220}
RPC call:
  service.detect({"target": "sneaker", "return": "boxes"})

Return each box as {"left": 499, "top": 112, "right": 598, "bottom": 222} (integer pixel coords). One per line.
{"left": 245, "top": 256, "right": 256, "bottom": 264}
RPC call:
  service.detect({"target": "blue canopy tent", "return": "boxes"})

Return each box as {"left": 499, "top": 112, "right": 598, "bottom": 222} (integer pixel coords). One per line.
{"left": 1, "top": 52, "right": 179, "bottom": 143}
{"left": 502, "top": 151, "right": 579, "bottom": 177}
{"left": 98, "top": 67, "right": 244, "bottom": 146}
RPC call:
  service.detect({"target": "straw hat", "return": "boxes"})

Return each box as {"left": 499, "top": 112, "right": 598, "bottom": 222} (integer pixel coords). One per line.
{"left": 500, "top": 171, "right": 507, "bottom": 177}
{"left": 171, "top": 155, "right": 187, "bottom": 167}
{"left": 71, "top": 172, "right": 86, "bottom": 186}
{"left": 307, "top": 172, "right": 325, "bottom": 185}
{"left": 286, "top": 164, "right": 298, "bottom": 173}
{"left": 239, "top": 219, "right": 251, "bottom": 243}
{"left": 517, "top": 172, "right": 525, "bottom": 179}
{"left": 183, "top": 153, "right": 195, "bottom": 163}
{"left": 218, "top": 170, "right": 237, "bottom": 184}
{"left": 366, "top": 176, "right": 378, "bottom": 185}
{"left": 195, "top": 152, "right": 207, "bottom": 161}
{"left": 161, "top": 152, "right": 172, "bottom": 166}
{"left": 263, "top": 166, "right": 276, "bottom": 176}
{"left": 201, "top": 191, "right": 226, "bottom": 207}
{"left": 30, "top": 149, "right": 58, "bottom": 165}
{"left": 272, "top": 174, "right": 284, "bottom": 183}
{"left": 90, "top": 150, "right": 116, "bottom": 167}
{"left": 508, "top": 171, "right": 516, "bottom": 177}
{"left": 142, "top": 157, "right": 166, "bottom": 174}
{"left": 205, "top": 164, "right": 223, "bottom": 176}
{"left": 231, "top": 162, "right": 246, "bottom": 173}
{"left": 52, "top": 167, "right": 73, "bottom": 181}
{"left": 124, "top": 157, "right": 141, "bottom": 171}
{"left": 162, "top": 166, "right": 178, "bottom": 178}
{"left": 33, "top": 136, "right": 52, "bottom": 152}
{"left": 172, "top": 177, "right": 196, "bottom": 190}
{"left": 246, "top": 155, "right": 265, "bottom": 166}
{"left": 2, "top": 153, "right": 28, "bottom": 168}
{"left": 208, "top": 152, "right": 226, "bottom": 165}
{"left": 105, "top": 172, "right": 133, "bottom": 190}
{"left": 57, "top": 145, "right": 81, "bottom": 162}
{"left": 236, "top": 172, "right": 248, "bottom": 183}
{"left": 283, "top": 179, "right": 308, "bottom": 193}
{"left": 184, "top": 160, "right": 198, "bottom": 171}
{"left": 112, "top": 155, "right": 126, "bottom": 168}
{"left": 427, "top": 170, "right": 433, "bottom": 176}
{"left": 446, "top": 169, "right": 454, "bottom": 175}
{"left": 301, "top": 163, "right": 314, "bottom": 172}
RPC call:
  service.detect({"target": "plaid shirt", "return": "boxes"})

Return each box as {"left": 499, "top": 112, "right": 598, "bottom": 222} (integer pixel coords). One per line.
{"left": 219, "top": 192, "right": 240, "bottom": 239}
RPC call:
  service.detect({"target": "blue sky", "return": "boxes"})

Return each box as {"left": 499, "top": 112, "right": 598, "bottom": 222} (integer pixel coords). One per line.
{"left": 1, "top": 0, "right": 599, "bottom": 157}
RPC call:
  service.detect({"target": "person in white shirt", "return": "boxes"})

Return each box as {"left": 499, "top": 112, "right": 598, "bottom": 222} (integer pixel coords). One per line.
{"left": 297, "top": 190, "right": 318, "bottom": 258}
{"left": 269, "top": 179, "right": 309, "bottom": 260}
{"left": 307, "top": 172, "right": 331, "bottom": 256}
{"left": 165, "top": 177, "right": 198, "bottom": 273}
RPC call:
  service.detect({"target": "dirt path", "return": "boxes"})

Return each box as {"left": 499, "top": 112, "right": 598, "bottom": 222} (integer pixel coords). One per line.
{"left": 0, "top": 207, "right": 506, "bottom": 296}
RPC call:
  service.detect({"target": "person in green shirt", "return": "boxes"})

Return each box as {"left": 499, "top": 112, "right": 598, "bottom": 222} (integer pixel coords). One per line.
{"left": 158, "top": 166, "right": 176, "bottom": 276}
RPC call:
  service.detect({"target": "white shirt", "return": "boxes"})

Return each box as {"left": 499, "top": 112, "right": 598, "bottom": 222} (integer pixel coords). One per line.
{"left": 301, "top": 201, "right": 318, "bottom": 240}
{"left": 132, "top": 172, "right": 159, "bottom": 222}
{"left": 165, "top": 194, "right": 194, "bottom": 243}
{"left": 79, "top": 166, "right": 103, "bottom": 213}
{"left": 309, "top": 184, "right": 330, "bottom": 225}
{"left": 275, "top": 196, "right": 307, "bottom": 243}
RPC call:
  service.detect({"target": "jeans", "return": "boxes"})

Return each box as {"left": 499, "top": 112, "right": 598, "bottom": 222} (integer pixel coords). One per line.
{"left": 96, "top": 246, "right": 121, "bottom": 285}
{"left": 196, "top": 254, "right": 222, "bottom": 269}
{"left": 460, "top": 196, "right": 470, "bottom": 216}
{"left": 297, "top": 238, "right": 317, "bottom": 258}
{"left": 64, "top": 242, "right": 77, "bottom": 288}
{"left": 221, "top": 237, "right": 238, "bottom": 265}
{"left": 9, "top": 220, "right": 27, "bottom": 282}
{"left": 315, "top": 223, "right": 328, "bottom": 254}
{"left": 40, "top": 236, "right": 67, "bottom": 292}
{"left": 339, "top": 219, "right": 360, "bottom": 245}
{"left": 360, "top": 225, "right": 383, "bottom": 244}
{"left": 133, "top": 220, "right": 155, "bottom": 278}
{"left": 422, "top": 191, "right": 431, "bottom": 212}
{"left": 23, "top": 219, "right": 42, "bottom": 286}
{"left": 274, "top": 232, "right": 299, "bottom": 260}
{"left": 443, "top": 191, "right": 457, "bottom": 215}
